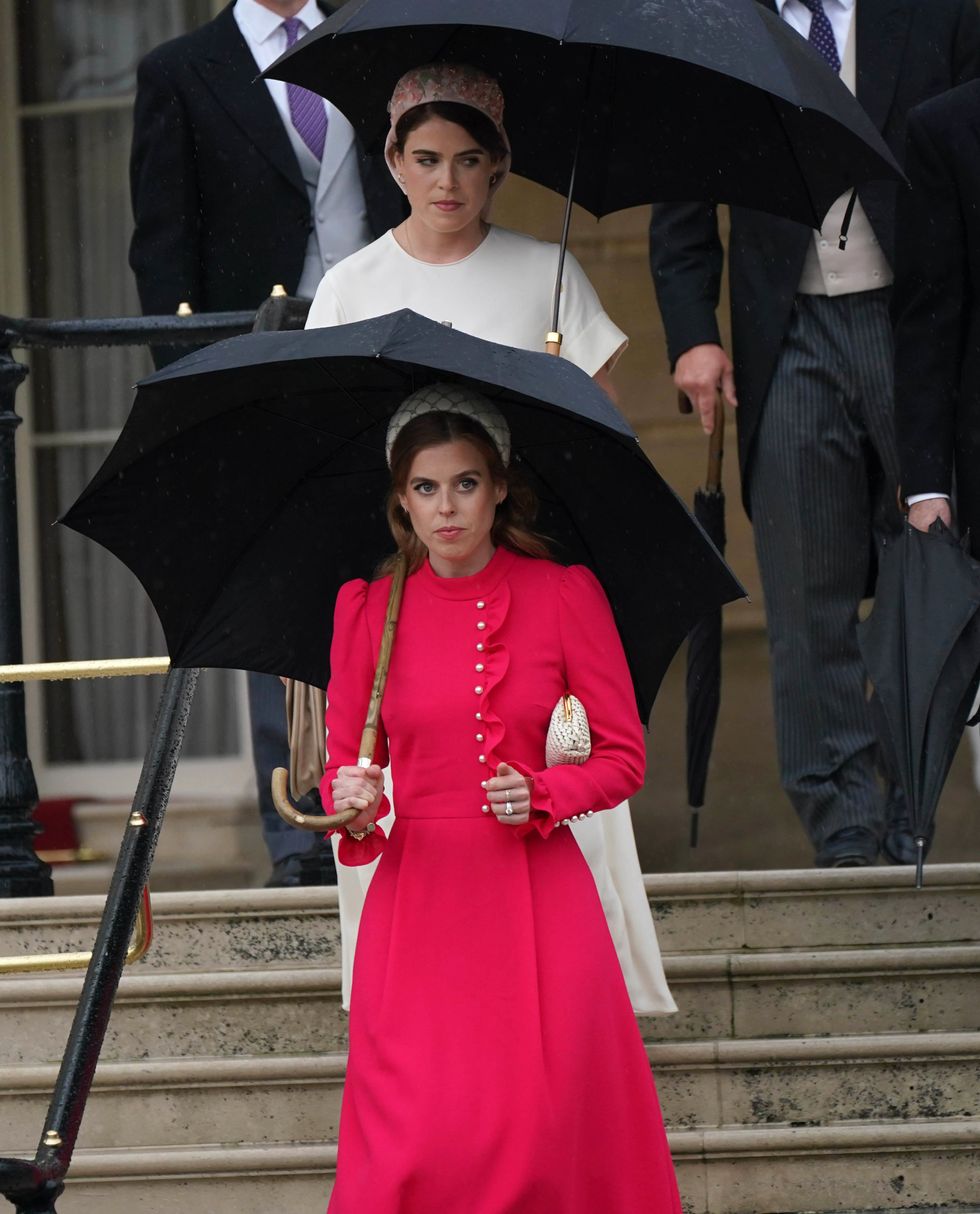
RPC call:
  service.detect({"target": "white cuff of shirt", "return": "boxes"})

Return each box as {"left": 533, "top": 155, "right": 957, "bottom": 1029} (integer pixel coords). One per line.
{"left": 906, "top": 492, "right": 950, "bottom": 505}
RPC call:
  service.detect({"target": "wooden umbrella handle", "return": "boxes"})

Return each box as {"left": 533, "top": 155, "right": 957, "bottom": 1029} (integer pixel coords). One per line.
{"left": 706, "top": 395, "right": 725, "bottom": 494}
{"left": 357, "top": 553, "right": 408, "bottom": 764}
{"left": 677, "top": 390, "right": 725, "bottom": 493}
{"left": 271, "top": 766, "right": 358, "bottom": 830}
{"left": 271, "top": 554, "right": 409, "bottom": 832}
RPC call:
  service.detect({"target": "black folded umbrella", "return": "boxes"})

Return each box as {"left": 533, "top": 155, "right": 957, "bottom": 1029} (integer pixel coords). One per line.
{"left": 60, "top": 312, "right": 745, "bottom": 722}
{"left": 858, "top": 521, "right": 980, "bottom": 886}
{"left": 685, "top": 404, "right": 727, "bottom": 846}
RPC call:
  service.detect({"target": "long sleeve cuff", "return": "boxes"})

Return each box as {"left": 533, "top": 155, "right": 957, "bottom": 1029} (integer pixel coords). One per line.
{"left": 328, "top": 795, "right": 390, "bottom": 866}
{"left": 507, "top": 761, "right": 558, "bottom": 840}
{"left": 906, "top": 492, "right": 950, "bottom": 505}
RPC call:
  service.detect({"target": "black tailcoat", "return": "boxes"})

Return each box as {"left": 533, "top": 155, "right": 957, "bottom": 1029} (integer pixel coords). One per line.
{"left": 893, "top": 77, "right": 980, "bottom": 553}
{"left": 650, "top": 0, "right": 980, "bottom": 511}
{"left": 129, "top": 2, "right": 405, "bottom": 324}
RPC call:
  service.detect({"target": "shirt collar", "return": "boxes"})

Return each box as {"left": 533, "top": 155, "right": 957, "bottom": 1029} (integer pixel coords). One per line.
{"left": 235, "top": 0, "right": 325, "bottom": 46}
{"left": 775, "top": 0, "right": 855, "bottom": 12}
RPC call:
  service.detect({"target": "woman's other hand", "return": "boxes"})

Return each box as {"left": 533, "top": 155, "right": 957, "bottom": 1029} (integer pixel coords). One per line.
{"left": 332, "top": 764, "right": 384, "bottom": 832}
{"left": 486, "top": 762, "right": 532, "bottom": 826}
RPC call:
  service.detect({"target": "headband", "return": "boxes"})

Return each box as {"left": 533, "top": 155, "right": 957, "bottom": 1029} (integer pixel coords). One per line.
{"left": 386, "top": 383, "right": 512, "bottom": 468}
{"left": 384, "top": 63, "right": 512, "bottom": 216}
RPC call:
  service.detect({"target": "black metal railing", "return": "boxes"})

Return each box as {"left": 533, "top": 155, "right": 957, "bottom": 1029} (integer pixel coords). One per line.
{"left": 0, "top": 305, "right": 260, "bottom": 1213}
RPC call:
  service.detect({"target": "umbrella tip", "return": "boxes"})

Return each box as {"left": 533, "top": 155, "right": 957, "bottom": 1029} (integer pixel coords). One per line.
{"left": 689, "top": 806, "right": 700, "bottom": 848}
{"left": 915, "top": 837, "right": 926, "bottom": 889}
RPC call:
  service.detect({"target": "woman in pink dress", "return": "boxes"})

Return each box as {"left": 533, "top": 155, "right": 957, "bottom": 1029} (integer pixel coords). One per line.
{"left": 322, "top": 383, "right": 682, "bottom": 1213}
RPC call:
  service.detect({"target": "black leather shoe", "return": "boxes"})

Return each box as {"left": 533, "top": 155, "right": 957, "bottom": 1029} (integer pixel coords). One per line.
{"left": 815, "top": 825, "right": 879, "bottom": 868}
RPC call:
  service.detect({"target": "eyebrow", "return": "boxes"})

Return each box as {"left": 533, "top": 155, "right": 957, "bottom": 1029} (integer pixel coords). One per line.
{"left": 410, "top": 468, "right": 483, "bottom": 483}
{"left": 410, "top": 147, "right": 486, "bottom": 158}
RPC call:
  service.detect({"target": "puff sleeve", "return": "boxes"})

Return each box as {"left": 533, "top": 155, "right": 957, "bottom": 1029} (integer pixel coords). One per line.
{"left": 319, "top": 579, "right": 391, "bottom": 865}
{"left": 509, "top": 566, "right": 646, "bottom": 839}
{"left": 558, "top": 250, "right": 628, "bottom": 377}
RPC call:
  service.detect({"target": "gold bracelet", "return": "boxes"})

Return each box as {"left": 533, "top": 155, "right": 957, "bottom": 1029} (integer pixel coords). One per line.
{"left": 346, "top": 821, "right": 377, "bottom": 842}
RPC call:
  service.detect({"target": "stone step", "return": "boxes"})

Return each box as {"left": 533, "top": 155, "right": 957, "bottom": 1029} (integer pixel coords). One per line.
{"left": 646, "top": 863, "right": 980, "bottom": 953}
{"left": 4, "top": 864, "right": 979, "bottom": 976}
{"left": 2, "top": 942, "right": 978, "bottom": 1067}
{"left": 647, "top": 942, "right": 980, "bottom": 1042}
{"left": 1, "top": 1033, "right": 977, "bottom": 1153}
{"left": 72, "top": 800, "right": 255, "bottom": 869}
{"left": 15, "top": 1120, "right": 979, "bottom": 1214}
{"left": 50, "top": 860, "right": 256, "bottom": 898}
{"left": 0, "top": 968, "right": 347, "bottom": 1068}
{"left": 0, "top": 889, "right": 340, "bottom": 972}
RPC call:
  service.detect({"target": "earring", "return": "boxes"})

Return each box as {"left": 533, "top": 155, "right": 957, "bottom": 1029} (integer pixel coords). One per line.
{"left": 489, "top": 174, "right": 497, "bottom": 185}
{"left": 398, "top": 173, "right": 406, "bottom": 184}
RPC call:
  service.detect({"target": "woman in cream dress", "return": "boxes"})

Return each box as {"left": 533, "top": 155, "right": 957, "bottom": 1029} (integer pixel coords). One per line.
{"left": 307, "top": 62, "right": 676, "bottom": 1018}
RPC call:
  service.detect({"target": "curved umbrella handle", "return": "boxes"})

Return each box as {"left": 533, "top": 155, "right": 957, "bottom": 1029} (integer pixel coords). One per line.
{"left": 271, "top": 766, "right": 358, "bottom": 831}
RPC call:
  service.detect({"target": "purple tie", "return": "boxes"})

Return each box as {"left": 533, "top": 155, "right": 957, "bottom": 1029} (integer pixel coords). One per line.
{"left": 798, "top": 0, "right": 841, "bottom": 73}
{"left": 282, "top": 18, "right": 327, "bottom": 160}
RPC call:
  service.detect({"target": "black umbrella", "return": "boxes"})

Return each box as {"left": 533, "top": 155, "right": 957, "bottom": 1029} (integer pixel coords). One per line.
{"left": 268, "top": 0, "right": 902, "bottom": 338}
{"left": 685, "top": 398, "right": 726, "bottom": 847}
{"left": 60, "top": 311, "right": 744, "bottom": 723}
{"left": 857, "top": 521, "right": 980, "bottom": 887}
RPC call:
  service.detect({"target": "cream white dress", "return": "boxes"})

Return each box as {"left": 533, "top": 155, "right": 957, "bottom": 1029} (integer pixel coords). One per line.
{"left": 307, "top": 224, "right": 676, "bottom": 1016}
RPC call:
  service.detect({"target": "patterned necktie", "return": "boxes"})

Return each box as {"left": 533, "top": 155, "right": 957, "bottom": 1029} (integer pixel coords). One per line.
{"left": 282, "top": 18, "right": 327, "bottom": 160}
{"left": 797, "top": 0, "right": 842, "bottom": 73}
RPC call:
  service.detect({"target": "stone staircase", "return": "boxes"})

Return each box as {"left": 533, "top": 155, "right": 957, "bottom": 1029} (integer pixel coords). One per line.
{"left": 0, "top": 866, "right": 978, "bottom": 1213}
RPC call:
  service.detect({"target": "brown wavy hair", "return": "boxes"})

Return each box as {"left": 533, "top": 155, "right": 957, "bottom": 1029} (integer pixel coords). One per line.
{"left": 378, "top": 410, "right": 551, "bottom": 577}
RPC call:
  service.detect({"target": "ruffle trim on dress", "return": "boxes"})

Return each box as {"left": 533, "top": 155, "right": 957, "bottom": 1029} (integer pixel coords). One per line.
{"left": 475, "top": 580, "right": 512, "bottom": 779}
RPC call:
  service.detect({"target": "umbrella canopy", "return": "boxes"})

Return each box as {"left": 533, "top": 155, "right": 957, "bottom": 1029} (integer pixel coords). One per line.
{"left": 267, "top": 0, "right": 902, "bottom": 226}
{"left": 60, "top": 311, "right": 744, "bottom": 722}
{"left": 857, "top": 521, "right": 980, "bottom": 885}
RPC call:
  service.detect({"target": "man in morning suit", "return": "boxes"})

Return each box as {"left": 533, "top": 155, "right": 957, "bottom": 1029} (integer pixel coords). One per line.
{"left": 649, "top": 0, "right": 980, "bottom": 867}
{"left": 129, "top": 0, "right": 405, "bottom": 885}
{"left": 893, "top": 78, "right": 980, "bottom": 553}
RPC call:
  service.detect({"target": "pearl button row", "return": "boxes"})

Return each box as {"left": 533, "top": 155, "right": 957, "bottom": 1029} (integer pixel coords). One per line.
{"left": 556, "top": 810, "right": 596, "bottom": 827}
{"left": 475, "top": 599, "right": 490, "bottom": 808}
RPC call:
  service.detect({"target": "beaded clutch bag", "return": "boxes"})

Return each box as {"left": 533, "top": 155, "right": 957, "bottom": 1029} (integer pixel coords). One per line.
{"left": 545, "top": 694, "right": 592, "bottom": 767}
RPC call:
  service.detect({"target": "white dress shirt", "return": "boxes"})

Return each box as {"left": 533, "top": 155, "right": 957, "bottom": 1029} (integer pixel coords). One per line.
{"left": 233, "top": 0, "right": 372, "bottom": 298}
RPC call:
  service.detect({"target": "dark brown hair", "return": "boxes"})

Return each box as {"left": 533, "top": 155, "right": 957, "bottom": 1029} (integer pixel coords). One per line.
{"left": 393, "top": 101, "right": 508, "bottom": 164}
{"left": 378, "top": 411, "right": 551, "bottom": 576}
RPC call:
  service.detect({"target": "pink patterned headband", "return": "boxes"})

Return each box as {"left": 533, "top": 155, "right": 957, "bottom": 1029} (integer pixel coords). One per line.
{"left": 384, "top": 63, "right": 512, "bottom": 214}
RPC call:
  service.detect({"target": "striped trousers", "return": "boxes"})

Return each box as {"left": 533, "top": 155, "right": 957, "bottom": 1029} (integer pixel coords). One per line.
{"left": 747, "top": 290, "right": 902, "bottom": 860}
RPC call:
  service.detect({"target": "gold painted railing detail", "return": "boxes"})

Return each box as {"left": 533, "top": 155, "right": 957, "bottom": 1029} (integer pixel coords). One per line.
{"left": 0, "top": 887, "right": 153, "bottom": 976}
{"left": 0, "top": 657, "right": 170, "bottom": 682}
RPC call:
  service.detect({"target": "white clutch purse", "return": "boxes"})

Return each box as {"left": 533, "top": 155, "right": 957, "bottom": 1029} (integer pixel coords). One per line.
{"left": 545, "top": 693, "right": 592, "bottom": 767}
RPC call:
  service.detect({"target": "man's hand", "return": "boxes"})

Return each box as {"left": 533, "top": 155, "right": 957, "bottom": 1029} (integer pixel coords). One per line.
{"left": 674, "top": 343, "right": 737, "bottom": 435}
{"left": 908, "top": 498, "right": 953, "bottom": 533}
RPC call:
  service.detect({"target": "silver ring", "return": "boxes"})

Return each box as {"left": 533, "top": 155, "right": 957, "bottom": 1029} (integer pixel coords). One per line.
{"left": 505, "top": 800, "right": 514, "bottom": 816}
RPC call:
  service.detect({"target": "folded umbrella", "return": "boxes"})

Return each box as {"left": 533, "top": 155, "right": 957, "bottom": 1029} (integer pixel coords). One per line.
{"left": 60, "top": 312, "right": 745, "bottom": 723}
{"left": 857, "top": 521, "right": 980, "bottom": 887}
{"left": 685, "top": 399, "right": 727, "bottom": 847}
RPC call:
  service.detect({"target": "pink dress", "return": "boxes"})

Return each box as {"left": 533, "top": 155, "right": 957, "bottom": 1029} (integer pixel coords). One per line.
{"left": 322, "top": 547, "right": 682, "bottom": 1214}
